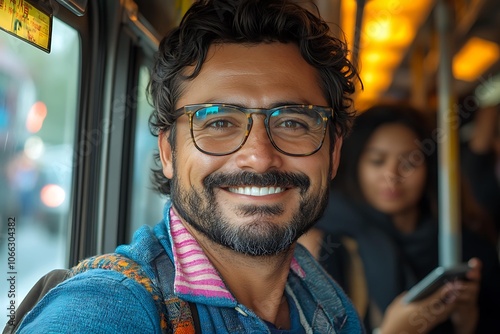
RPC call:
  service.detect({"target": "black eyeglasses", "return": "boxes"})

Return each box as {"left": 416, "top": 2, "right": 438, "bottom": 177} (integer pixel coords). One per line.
{"left": 173, "top": 104, "right": 333, "bottom": 156}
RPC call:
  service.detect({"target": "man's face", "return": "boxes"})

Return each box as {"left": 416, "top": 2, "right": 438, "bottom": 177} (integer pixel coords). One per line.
{"left": 159, "top": 43, "right": 342, "bottom": 256}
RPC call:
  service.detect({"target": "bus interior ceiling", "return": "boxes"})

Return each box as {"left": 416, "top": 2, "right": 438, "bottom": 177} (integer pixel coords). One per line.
{"left": 312, "top": 0, "right": 500, "bottom": 112}
{"left": 140, "top": 0, "right": 500, "bottom": 111}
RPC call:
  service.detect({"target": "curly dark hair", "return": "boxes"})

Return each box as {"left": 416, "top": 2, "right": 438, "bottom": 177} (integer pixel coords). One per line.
{"left": 148, "top": 0, "right": 360, "bottom": 195}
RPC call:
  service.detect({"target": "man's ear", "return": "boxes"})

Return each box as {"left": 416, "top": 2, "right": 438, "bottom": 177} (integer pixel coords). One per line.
{"left": 158, "top": 131, "right": 174, "bottom": 179}
{"left": 330, "top": 136, "right": 343, "bottom": 180}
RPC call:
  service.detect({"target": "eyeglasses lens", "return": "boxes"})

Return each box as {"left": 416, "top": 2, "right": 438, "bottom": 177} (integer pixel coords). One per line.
{"left": 191, "top": 105, "right": 326, "bottom": 156}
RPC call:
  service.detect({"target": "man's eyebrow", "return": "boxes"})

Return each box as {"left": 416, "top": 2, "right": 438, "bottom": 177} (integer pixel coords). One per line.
{"left": 201, "top": 100, "right": 317, "bottom": 108}
{"left": 267, "top": 101, "right": 315, "bottom": 108}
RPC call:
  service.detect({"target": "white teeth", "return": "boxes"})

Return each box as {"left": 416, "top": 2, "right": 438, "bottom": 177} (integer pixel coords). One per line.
{"left": 251, "top": 187, "right": 260, "bottom": 196}
{"left": 228, "top": 186, "right": 284, "bottom": 196}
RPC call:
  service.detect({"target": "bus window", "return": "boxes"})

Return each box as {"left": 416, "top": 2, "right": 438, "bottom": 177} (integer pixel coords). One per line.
{"left": 0, "top": 18, "right": 80, "bottom": 307}
{"left": 128, "top": 64, "right": 165, "bottom": 241}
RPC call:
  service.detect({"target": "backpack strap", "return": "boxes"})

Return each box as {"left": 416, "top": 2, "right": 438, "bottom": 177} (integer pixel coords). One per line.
{"left": 152, "top": 251, "right": 201, "bottom": 334}
{"left": 69, "top": 253, "right": 198, "bottom": 333}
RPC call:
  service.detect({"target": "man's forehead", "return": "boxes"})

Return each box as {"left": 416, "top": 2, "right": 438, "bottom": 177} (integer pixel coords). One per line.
{"left": 175, "top": 42, "right": 326, "bottom": 108}
{"left": 185, "top": 42, "right": 305, "bottom": 73}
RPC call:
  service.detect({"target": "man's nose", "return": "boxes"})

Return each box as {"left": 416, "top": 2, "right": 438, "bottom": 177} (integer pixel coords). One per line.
{"left": 233, "top": 118, "right": 283, "bottom": 173}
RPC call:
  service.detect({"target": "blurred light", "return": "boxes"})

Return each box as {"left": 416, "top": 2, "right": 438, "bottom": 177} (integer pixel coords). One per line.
{"left": 26, "top": 101, "right": 47, "bottom": 133}
{"left": 24, "top": 136, "right": 45, "bottom": 160}
{"left": 360, "top": 49, "right": 401, "bottom": 68}
{"left": 341, "top": 0, "right": 357, "bottom": 58}
{"left": 358, "top": 70, "right": 392, "bottom": 93}
{"left": 363, "top": 17, "right": 413, "bottom": 46}
{"left": 350, "top": 0, "right": 433, "bottom": 103}
{"left": 40, "top": 184, "right": 66, "bottom": 208}
{"left": 475, "top": 72, "right": 500, "bottom": 107}
{"left": 453, "top": 37, "right": 500, "bottom": 82}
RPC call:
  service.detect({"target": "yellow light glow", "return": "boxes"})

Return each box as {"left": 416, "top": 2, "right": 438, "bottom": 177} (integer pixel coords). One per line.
{"left": 359, "top": 70, "right": 392, "bottom": 93}
{"left": 340, "top": 0, "right": 357, "bottom": 56}
{"left": 345, "top": 0, "right": 433, "bottom": 103}
{"left": 453, "top": 37, "right": 500, "bottom": 82}
{"left": 361, "top": 0, "right": 433, "bottom": 45}
{"left": 365, "top": 0, "right": 432, "bottom": 18}
{"left": 362, "top": 16, "right": 413, "bottom": 47}
{"left": 355, "top": 68, "right": 391, "bottom": 104}
{"left": 360, "top": 49, "right": 402, "bottom": 69}
{"left": 364, "top": 19, "right": 391, "bottom": 42}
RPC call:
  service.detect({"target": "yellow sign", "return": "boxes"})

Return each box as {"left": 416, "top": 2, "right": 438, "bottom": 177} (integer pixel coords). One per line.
{"left": 0, "top": 0, "right": 52, "bottom": 53}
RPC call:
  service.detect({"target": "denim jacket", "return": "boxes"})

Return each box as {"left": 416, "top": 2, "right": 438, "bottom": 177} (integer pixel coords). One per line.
{"left": 18, "top": 201, "right": 363, "bottom": 333}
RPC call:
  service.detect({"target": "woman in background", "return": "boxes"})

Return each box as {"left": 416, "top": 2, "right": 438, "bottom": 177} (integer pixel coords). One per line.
{"left": 300, "top": 104, "right": 500, "bottom": 333}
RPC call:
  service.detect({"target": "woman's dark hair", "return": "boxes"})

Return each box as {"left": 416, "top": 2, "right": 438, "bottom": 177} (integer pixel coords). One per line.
{"left": 334, "top": 103, "right": 437, "bottom": 215}
{"left": 148, "top": 0, "right": 360, "bottom": 195}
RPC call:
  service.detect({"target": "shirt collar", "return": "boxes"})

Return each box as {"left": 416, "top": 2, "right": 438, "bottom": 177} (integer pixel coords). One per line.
{"left": 168, "top": 207, "right": 306, "bottom": 304}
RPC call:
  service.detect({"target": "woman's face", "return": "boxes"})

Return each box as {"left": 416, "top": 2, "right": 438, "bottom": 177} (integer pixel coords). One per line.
{"left": 358, "top": 123, "right": 427, "bottom": 216}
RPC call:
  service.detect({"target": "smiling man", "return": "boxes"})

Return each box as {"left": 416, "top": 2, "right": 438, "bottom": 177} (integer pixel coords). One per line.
{"left": 16, "top": 0, "right": 362, "bottom": 333}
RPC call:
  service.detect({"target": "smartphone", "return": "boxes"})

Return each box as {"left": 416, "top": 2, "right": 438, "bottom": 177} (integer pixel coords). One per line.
{"left": 403, "top": 263, "right": 470, "bottom": 303}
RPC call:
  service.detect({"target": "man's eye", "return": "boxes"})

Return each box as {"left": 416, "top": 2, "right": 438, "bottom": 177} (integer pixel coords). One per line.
{"left": 280, "top": 120, "right": 307, "bottom": 129}
{"left": 207, "top": 119, "right": 234, "bottom": 128}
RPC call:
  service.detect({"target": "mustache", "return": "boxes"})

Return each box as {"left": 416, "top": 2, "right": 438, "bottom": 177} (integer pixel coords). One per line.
{"left": 203, "top": 171, "right": 310, "bottom": 192}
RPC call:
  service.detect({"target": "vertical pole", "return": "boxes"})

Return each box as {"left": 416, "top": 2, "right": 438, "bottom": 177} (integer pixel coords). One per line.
{"left": 435, "top": 0, "right": 461, "bottom": 267}
{"left": 352, "top": 0, "right": 365, "bottom": 68}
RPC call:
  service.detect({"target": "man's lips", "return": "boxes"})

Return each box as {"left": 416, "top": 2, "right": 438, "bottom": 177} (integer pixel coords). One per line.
{"left": 204, "top": 170, "right": 310, "bottom": 196}
{"left": 226, "top": 186, "right": 286, "bottom": 196}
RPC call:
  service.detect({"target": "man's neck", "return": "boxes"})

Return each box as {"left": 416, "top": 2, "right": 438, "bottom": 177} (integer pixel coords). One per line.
{"left": 182, "top": 220, "right": 295, "bottom": 329}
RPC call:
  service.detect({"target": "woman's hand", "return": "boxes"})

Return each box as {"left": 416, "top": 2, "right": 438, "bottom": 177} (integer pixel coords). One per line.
{"left": 449, "top": 258, "right": 481, "bottom": 334}
{"left": 378, "top": 259, "right": 481, "bottom": 334}
{"left": 378, "top": 289, "right": 453, "bottom": 334}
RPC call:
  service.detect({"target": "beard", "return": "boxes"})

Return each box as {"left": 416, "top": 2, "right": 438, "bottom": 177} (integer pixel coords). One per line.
{"left": 170, "top": 169, "right": 330, "bottom": 256}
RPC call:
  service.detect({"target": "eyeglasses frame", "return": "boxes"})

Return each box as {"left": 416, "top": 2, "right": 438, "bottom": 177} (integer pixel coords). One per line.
{"left": 173, "top": 103, "right": 334, "bottom": 157}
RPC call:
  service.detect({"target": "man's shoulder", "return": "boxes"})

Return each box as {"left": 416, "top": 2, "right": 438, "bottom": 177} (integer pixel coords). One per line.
{"left": 69, "top": 253, "right": 159, "bottom": 293}
{"left": 9, "top": 219, "right": 173, "bottom": 334}
{"left": 17, "top": 268, "right": 161, "bottom": 333}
